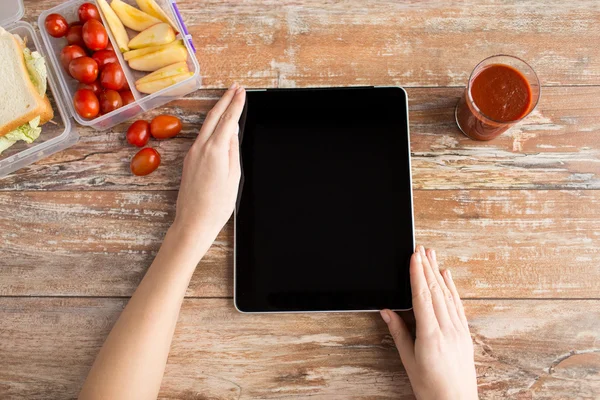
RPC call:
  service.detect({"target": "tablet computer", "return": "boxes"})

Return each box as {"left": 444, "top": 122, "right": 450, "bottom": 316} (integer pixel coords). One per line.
{"left": 235, "top": 87, "right": 414, "bottom": 313}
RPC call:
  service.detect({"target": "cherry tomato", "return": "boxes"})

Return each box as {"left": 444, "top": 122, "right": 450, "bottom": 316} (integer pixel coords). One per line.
{"left": 98, "top": 90, "right": 123, "bottom": 114}
{"left": 66, "top": 25, "right": 85, "bottom": 47}
{"left": 106, "top": 41, "right": 114, "bottom": 52}
{"left": 60, "top": 45, "right": 86, "bottom": 70}
{"left": 92, "top": 50, "right": 117, "bottom": 70}
{"left": 82, "top": 20, "right": 108, "bottom": 51}
{"left": 78, "top": 3, "right": 101, "bottom": 23}
{"left": 131, "top": 148, "right": 161, "bottom": 176}
{"left": 126, "top": 120, "right": 151, "bottom": 147}
{"left": 100, "top": 62, "right": 126, "bottom": 90}
{"left": 77, "top": 80, "right": 102, "bottom": 95}
{"left": 45, "top": 14, "right": 68, "bottom": 38}
{"left": 150, "top": 115, "right": 182, "bottom": 139}
{"left": 69, "top": 56, "right": 98, "bottom": 83}
{"left": 73, "top": 89, "right": 100, "bottom": 119}
{"left": 120, "top": 90, "right": 135, "bottom": 106}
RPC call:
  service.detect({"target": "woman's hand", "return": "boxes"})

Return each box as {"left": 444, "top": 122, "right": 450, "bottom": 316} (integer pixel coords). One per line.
{"left": 173, "top": 83, "right": 246, "bottom": 242}
{"left": 380, "top": 246, "right": 478, "bottom": 400}
{"left": 80, "top": 86, "right": 247, "bottom": 400}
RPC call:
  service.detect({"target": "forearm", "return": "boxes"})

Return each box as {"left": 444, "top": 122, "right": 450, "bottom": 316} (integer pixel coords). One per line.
{"left": 79, "top": 223, "right": 215, "bottom": 400}
{"left": 79, "top": 84, "right": 245, "bottom": 400}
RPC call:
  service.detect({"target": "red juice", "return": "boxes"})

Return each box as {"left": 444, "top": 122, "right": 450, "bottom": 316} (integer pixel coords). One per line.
{"left": 456, "top": 56, "right": 539, "bottom": 141}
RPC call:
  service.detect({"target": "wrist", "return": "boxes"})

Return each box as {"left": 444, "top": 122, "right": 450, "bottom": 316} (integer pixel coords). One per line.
{"left": 166, "top": 221, "right": 218, "bottom": 263}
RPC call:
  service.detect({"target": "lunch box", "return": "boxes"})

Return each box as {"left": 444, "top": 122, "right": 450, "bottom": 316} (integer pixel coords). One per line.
{"left": 0, "top": 0, "right": 201, "bottom": 178}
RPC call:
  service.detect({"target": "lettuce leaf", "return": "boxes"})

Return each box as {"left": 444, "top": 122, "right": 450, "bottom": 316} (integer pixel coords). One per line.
{"left": 23, "top": 48, "right": 47, "bottom": 96}
{"left": 0, "top": 138, "right": 15, "bottom": 155}
{"left": 0, "top": 39, "right": 50, "bottom": 156}
{"left": 0, "top": 117, "right": 42, "bottom": 155}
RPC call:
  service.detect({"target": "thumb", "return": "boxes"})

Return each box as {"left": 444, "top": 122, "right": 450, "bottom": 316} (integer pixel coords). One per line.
{"left": 229, "top": 126, "right": 241, "bottom": 179}
{"left": 381, "top": 309, "right": 415, "bottom": 369}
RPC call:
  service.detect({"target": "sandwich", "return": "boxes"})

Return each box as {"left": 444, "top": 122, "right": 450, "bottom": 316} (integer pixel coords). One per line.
{"left": 0, "top": 27, "right": 53, "bottom": 155}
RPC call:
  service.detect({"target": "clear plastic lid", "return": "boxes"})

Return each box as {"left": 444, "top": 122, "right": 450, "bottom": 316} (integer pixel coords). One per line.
{"left": 0, "top": 2, "right": 79, "bottom": 179}
{"left": 0, "top": 0, "right": 25, "bottom": 27}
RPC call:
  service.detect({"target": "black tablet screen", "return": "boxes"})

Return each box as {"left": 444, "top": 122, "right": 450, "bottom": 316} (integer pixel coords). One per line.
{"left": 235, "top": 87, "right": 414, "bottom": 312}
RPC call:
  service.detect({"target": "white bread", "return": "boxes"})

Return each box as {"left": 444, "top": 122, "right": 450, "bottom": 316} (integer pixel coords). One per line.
{"left": 0, "top": 29, "right": 54, "bottom": 137}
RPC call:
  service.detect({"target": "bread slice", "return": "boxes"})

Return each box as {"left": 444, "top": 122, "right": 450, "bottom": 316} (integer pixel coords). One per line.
{"left": 0, "top": 29, "right": 54, "bottom": 137}
{"left": 39, "top": 96, "right": 54, "bottom": 125}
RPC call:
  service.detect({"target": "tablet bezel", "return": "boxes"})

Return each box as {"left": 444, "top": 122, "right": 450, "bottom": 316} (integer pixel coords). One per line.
{"left": 234, "top": 86, "right": 414, "bottom": 314}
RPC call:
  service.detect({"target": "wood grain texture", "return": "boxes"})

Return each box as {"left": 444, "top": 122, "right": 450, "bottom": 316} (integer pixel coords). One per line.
{"left": 26, "top": 0, "right": 594, "bottom": 88}
{"left": 1, "top": 87, "right": 599, "bottom": 190}
{"left": 5, "top": 2, "right": 599, "bottom": 399}
{"left": 22, "top": 0, "right": 600, "bottom": 87}
{"left": 2, "top": 190, "right": 599, "bottom": 298}
{"left": 186, "top": 0, "right": 600, "bottom": 88}
{"left": 1, "top": 298, "right": 599, "bottom": 399}
{"left": 0, "top": 191, "right": 231, "bottom": 298}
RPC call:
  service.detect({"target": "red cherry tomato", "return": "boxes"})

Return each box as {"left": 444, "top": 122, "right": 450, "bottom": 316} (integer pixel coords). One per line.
{"left": 126, "top": 120, "right": 151, "bottom": 147}
{"left": 120, "top": 90, "right": 135, "bottom": 106}
{"left": 92, "top": 50, "right": 118, "bottom": 70}
{"left": 73, "top": 89, "right": 100, "bottom": 119}
{"left": 77, "top": 80, "right": 102, "bottom": 95}
{"left": 100, "top": 62, "right": 126, "bottom": 90}
{"left": 60, "top": 45, "right": 86, "bottom": 70}
{"left": 66, "top": 25, "right": 85, "bottom": 47}
{"left": 150, "top": 115, "right": 182, "bottom": 139}
{"left": 45, "top": 14, "right": 68, "bottom": 38}
{"left": 105, "top": 41, "right": 114, "bottom": 52}
{"left": 131, "top": 148, "right": 161, "bottom": 176}
{"left": 78, "top": 3, "right": 101, "bottom": 23}
{"left": 98, "top": 90, "right": 123, "bottom": 114}
{"left": 69, "top": 56, "right": 98, "bottom": 83}
{"left": 82, "top": 20, "right": 108, "bottom": 51}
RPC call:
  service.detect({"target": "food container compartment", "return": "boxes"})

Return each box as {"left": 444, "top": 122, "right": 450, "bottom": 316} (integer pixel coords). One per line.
{"left": 38, "top": 0, "right": 202, "bottom": 131}
{"left": 0, "top": 19, "right": 77, "bottom": 178}
{"left": 0, "top": 0, "right": 200, "bottom": 178}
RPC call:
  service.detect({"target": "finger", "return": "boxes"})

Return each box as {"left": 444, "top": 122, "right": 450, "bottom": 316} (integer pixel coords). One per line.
{"left": 426, "top": 248, "right": 462, "bottom": 331}
{"left": 210, "top": 87, "right": 246, "bottom": 148}
{"left": 418, "top": 245, "right": 453, "bottom": 331}
{"left": 409, "top": 250, "right": 439, "bottom": 334}
{"left": 229, "top": 127, "right": 241, "bottom": 180}
{"left": 442, "top": 269, "right": 469, "bottom": 330}
{"left": 380, "top": 309, "right": 415, "bottom": 369}
{"left": 197, "top": 83, "right": 239, "bottom": 145}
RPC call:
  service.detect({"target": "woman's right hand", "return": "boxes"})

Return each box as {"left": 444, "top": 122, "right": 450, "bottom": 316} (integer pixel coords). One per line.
{"left": 380, "top": 246, "right": 478, "bottom": 400}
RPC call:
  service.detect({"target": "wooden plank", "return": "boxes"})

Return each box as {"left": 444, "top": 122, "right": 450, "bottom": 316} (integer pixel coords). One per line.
{"left": 409, "top": 86, "right": 600, "bottom": 190}
{"left": 1, "top": 87, "right": 599, "bottom": 191}
{"left": 0, "top": 298, "right": 598, "bottom": 399}
{"left": 1, "top": 190, "right": 599, "bottom": 298}
{"left": 188, "top": 0, "right": 600, "bottom": 88}
{"left": 0, "top": 191, "right": 231, "bottom": 298}
{"left": 24, "top": 0, "right": 600, "bottom": 87}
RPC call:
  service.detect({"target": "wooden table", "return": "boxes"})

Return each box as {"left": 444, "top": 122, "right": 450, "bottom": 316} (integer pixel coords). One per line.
{"left": 2, "top": 1, "right": 600, "bottom": 399}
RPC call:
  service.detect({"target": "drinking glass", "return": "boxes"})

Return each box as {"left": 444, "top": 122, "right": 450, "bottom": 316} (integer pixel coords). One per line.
{"left": 455, "top": 55, "right": 541, "bottom": 141}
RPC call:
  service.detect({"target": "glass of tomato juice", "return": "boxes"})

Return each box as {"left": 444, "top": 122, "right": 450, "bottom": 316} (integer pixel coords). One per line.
{"left": 455, "top": 55, "right": 541, "bottom": 141}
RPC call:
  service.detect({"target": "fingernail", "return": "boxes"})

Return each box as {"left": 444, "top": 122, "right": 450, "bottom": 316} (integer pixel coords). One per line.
{"left": 419, "top": 245, "right": 426, "bottom": 255}
{"left": 414, "top": 251, "right": 422, "bottom": 264}
{"left": 229, "top": 82, "right": 238, "bottom": 90}
{"left": 236, "top": 86, "right": 245, "bottom": 94}
{"left": 431, "top": 249, "right": 437, "bottom": 262}
{"left": 446, "top": 269, "right": 452, "bottom": 280}
{"left": 380, "top": 310, "right": 391, "bottom": 324}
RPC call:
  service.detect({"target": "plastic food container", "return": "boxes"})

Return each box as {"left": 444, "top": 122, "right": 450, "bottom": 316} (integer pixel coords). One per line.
{"left": 0, "top": 0, "right": 201, "bottom": 178}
